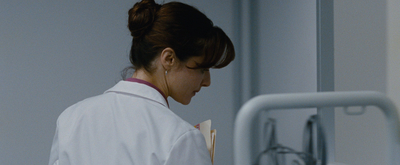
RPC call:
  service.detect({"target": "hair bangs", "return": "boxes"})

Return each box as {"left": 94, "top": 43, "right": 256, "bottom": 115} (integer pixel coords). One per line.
{"left": 196, "top": 27, "right": 235, "bottom": 69}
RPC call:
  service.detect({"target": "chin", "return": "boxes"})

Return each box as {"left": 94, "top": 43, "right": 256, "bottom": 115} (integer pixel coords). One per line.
{"left": 172, "top": 95, "right": 193, "bottom": 105}
{"left": 177, "top": 98, "right": 192, "bottom": 105}
{"left": 181, "top": 102, "right": 190, "bottom": 105}
{"left": 181, "top": 99, "right": 191, "bottom": 105}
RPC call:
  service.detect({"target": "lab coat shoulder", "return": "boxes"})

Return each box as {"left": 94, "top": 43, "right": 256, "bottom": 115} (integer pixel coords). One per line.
{"left": 56, "top": 94, "right": 106, "bottom": 123}
{"left": 133, "top": 99, "right": 212, "bottom": 165}
{"left": 49, "top": 81, "right": 212, "bottom": 165}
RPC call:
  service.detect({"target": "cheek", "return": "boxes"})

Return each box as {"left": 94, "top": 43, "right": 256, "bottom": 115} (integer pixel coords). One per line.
{"left": 180, "top": 71, "right": 202, "bottom": 85}
{"left": 169, "top": 72, "right": 203, "bottom": 105}
{"left": 171, "top": 69, "right": 202, "bottom": 91}
{"left": 188, "top": 71, "right": 204, "bottom": 82}
{"left": 172, "top": 87, "right": 193, "bottom": 105}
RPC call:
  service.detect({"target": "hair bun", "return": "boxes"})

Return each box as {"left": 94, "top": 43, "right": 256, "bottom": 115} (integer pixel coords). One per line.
{"left": 128, "top": 0, "right": 161, "bottom": 38}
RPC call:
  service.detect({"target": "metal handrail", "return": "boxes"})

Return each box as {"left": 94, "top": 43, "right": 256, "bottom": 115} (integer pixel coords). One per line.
{"left": 234, "top": 91, "right": 400, "bottom": 165}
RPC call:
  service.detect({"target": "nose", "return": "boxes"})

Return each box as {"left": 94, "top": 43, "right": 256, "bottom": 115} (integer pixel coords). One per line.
{"left": 201, "top": 71, "right": 211, "bottom": 87}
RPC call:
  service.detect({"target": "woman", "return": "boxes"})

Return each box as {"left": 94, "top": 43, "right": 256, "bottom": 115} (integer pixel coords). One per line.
{"left": 48, "top": 0, "right": 234, "bottom": 164}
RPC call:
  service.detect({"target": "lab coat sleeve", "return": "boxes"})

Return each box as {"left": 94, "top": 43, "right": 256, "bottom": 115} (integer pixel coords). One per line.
{"left": 164, "top": 129, "right": 212, "bottom": 165}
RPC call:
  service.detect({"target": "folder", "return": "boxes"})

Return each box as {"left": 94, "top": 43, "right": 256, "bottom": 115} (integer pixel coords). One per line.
{"left": 195, "top": 119, "right": 216, "bottom": 164}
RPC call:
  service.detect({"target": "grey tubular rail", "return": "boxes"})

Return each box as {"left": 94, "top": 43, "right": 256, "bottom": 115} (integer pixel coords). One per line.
{"left": 234, "top": 91, "right": 400, "bottom": 165}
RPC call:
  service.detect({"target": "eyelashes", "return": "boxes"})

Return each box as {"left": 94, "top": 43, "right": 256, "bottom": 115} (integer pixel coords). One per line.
{"left": 200, "top": 68, "right": 209, "bottom": 74}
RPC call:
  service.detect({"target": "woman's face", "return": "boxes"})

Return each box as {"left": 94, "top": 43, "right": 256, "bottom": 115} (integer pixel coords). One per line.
{"left": 168, "top": 56, "right": 211, "bottom": 105}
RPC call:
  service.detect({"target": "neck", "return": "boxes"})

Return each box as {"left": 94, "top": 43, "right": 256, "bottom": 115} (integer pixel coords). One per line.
{"left": 132, "top": 69, "right": 169, "bottom": 97}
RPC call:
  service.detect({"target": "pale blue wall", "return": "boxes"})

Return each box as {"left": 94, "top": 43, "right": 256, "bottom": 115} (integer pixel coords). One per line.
{"left": 334, "top": 0, "right": 388, "bottom": 164}
{"left": 0, "top": 0, "right": 329, "bottom": 164}
{"left": 0, "top": 1, "right": 132, "bottom": 164}
{"left": 256, "top": 1, "right": 318, "bottom": 163}
{"left": 0, "top": 0, "right": 234, "bottom": 164}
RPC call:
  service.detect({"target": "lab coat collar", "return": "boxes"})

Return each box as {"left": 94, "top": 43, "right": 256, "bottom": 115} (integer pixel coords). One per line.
{"left": 104, "top": 81, "right": 169, "bottom": 108}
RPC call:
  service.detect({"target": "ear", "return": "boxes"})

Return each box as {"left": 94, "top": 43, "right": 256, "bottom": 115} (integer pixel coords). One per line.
{"left": 160, "top": 47, "right": 176, "bottom": 70}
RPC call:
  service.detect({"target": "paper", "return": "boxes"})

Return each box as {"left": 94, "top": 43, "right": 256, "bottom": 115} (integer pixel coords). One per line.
{"left": 195, "top": 119, "right": 216, "bottom": 164}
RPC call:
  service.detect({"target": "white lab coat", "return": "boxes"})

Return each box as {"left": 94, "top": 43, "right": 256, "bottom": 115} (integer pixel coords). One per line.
{"left": 48, "top": 80, "right": 212, "bottom": 165}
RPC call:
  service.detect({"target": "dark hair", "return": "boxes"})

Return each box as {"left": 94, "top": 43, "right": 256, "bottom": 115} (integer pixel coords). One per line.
{"left": 125, "top": 0, "right": 235, "bottom": 74}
